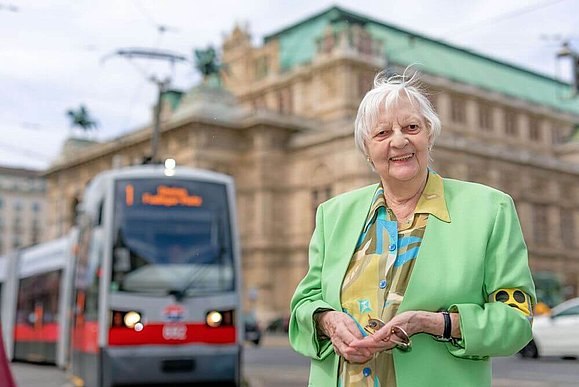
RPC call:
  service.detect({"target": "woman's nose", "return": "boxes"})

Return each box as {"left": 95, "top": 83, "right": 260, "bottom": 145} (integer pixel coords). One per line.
{"left": 390, "top": 130, "right": 408, "bottom": 148}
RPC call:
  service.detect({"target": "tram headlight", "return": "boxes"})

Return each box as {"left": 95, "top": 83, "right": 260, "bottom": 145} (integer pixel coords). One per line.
{"left": 123, "top": 311, "right": 142, "bottom": 329}
{"left": 124, "top": 311, "right": 141, "bottom": 328}
{"left": 206, "top": 311, "right": 223, "bottom": 327}
{"left": 111, "top": 310, "right": 144, "bottom": 331}
{"left": 206, "top": 309, "right": 235, "bottom": 328}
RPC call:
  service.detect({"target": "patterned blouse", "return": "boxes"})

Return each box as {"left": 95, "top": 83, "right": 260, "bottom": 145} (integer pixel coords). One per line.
{"left": 337, "top": 171, "right": 532, "bottom": 387}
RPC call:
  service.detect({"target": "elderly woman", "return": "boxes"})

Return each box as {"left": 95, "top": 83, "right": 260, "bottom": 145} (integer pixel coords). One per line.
{"left": 289, "top": 71, "right": 535, "bottom": 387}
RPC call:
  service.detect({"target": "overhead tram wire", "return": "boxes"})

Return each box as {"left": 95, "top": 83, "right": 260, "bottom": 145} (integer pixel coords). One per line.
{"left": 130, "top": 0, "right": 180, "bottom": 43}
{"left": 130, "top": 0, "right": 158, "bottom": 29}
{"left": 103, "top": 48, "right": 189, "bottom": 162}
{"left": 439, "top": 0, "right": 569, "bottom": 39}
{"left": 0, "top": 141, "right": 53, "bottom": 162}
{"left": 120, "top": 0, "right": 181, "bottom": 135}
{"left": 384, "top": 0, "right": 571, "bottom": 75}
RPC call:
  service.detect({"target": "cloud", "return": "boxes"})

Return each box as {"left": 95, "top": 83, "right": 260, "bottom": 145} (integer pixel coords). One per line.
{"left": 1, "top": 0, "right": 578, "bottom": 170}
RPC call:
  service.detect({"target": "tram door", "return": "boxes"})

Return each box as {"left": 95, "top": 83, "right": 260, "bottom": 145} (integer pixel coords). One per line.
{"left": 70, "top": 221, "right": 102, "bottom": 386}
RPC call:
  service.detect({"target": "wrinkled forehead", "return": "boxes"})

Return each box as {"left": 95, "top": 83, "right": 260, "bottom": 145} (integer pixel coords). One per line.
{"left": 373, "top": 94, "right": 424, "bottom": 126}
{"left": 381, "top": 93, "right": 421, "bottom": 113}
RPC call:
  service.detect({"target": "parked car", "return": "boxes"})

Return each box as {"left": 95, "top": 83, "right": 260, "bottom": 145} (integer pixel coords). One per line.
{"left": 266, "top": 315, "right": 290, "bottom": 333}
{"left": 520, "top": 297, "right": 579, "bottom": 359}
{"left": 244, "top": 312, "right": 262, "bottom": 346}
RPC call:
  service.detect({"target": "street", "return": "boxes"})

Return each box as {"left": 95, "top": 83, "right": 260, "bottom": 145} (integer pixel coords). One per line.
{"left": 10, "top": 336, "right": 579, "bottom": 386}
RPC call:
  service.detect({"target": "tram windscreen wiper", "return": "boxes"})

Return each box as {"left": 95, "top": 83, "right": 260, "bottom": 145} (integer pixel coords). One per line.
{"left": 169, "top": 248, "right": 227, "bottom": 301}
{"left": 169, "top": 217, "right": 229, "bottom": 301}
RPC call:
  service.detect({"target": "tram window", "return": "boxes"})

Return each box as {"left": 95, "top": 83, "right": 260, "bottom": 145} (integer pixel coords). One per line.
{"left": 16, "top": 271, "right": 61, "bottom": 326}
{"left": 112, "top": 179, "right": 235, "bottom": 296}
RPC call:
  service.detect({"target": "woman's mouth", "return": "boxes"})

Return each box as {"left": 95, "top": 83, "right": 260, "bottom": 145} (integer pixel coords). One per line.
{"left": 389, "top": 153, "right": 414, "bottom": 162}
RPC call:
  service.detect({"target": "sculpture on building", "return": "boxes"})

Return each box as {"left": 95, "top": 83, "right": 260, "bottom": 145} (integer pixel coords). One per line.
{"left": 193, "top": 46, "right": 225, "bottom": 86}
{"left": 66, "top": 104, "right": 99, "bottom": 134}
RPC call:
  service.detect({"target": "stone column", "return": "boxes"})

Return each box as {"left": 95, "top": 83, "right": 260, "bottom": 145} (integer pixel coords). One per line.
{"left": 465, "top": 98, "right": 477, "bottom": 135}
{"left": 436, "top": 93, "right": 451, "bottom": 128}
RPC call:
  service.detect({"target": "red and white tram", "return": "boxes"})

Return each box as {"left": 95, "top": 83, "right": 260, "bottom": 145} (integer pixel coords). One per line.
{"left": 1, "top": 164, "right": 243, "bottom": 386}
{"left": 0, "top": 236, "right": 75, "bottom": 368}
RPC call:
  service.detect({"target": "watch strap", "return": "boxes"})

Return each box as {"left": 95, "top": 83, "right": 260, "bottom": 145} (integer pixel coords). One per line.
{"left": 433, "top": 311, "right": 453, "bottom": 342}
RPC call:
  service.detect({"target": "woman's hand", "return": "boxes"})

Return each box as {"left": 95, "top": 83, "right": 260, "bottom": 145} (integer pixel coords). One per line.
{"left": 316, "top": 311, "right": 374, "bottom": 363}
{"left": 351, "top": 311, "right": 422, "bottom": 352}
{"left": 351, "top": 311, "right": 461, "bottom": 353}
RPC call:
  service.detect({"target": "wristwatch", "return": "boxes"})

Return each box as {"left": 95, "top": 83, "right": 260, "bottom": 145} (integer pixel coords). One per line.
{"left": 433, "top": 311, "right": 453, "bottom": 342}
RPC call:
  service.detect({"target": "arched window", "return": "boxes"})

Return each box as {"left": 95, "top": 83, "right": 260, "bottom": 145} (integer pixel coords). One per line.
{"left": 310, "top": 164, "right": 333, "bottom": 228}
{"left": 70, "top": 196, "right": 80, "bottom": 226}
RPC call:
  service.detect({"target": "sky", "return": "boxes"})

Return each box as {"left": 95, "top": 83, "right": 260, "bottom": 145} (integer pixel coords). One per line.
{"left": 1, "top": 0, "right": 578, "bottom": 170}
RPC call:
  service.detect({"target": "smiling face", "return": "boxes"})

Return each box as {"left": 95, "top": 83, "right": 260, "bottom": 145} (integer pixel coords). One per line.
{"left": 366, "top": 96, "right": 430, "bottom": 187}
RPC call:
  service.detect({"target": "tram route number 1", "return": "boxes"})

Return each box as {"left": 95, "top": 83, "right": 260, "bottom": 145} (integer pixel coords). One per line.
{"left": 162, "top": 323, "right": 188, "bottom": 340}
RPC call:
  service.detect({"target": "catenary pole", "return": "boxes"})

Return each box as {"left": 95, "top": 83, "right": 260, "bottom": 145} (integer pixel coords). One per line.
{"left": 103, "top": 48, "right": 188, "bottom": 163}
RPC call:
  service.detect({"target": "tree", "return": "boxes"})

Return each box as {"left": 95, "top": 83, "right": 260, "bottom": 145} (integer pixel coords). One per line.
{"left": 66, "top": 104, "right": 98, "bottom": 133}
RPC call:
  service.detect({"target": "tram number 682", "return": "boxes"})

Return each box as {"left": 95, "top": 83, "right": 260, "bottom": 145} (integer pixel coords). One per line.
{"left": 162, "top": 324, "right": 187, "bottom": 340}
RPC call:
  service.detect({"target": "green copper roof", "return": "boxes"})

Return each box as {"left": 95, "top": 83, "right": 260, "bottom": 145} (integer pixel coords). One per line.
{"left": 162, "top": 90, "right": 184, "bottom": 111}
{"left": 265, "top": 6, "right": 579, "bottom": 116}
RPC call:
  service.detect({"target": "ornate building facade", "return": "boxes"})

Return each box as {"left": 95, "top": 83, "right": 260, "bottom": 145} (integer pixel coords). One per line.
{"left": 44, "top": 7, "right": 579, "bottom": 320}
{"left": 0, "top": 166, "right": 46, "bottom": 255}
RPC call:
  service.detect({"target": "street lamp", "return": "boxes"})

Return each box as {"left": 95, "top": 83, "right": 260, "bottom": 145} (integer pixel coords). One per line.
{"left": 556, "top": 41, "right": 579, "bottom": 96}
{"left": 556, "top": 41, "right": 572, "bottom": 58}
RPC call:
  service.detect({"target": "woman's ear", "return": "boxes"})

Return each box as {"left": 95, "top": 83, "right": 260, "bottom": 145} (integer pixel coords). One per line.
{"left": 366, "top": 156, "right": 376, "bottom": 172}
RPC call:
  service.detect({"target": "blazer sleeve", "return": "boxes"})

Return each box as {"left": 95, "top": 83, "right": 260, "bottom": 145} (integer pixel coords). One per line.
{"left": 446, "top": 194, "right": 536, "bottom": 359}
{"left": 288, "top": 204, "right": 335, "bottom": 360}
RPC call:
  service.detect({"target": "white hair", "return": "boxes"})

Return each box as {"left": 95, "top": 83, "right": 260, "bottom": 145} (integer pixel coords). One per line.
{"left": 354, "top": 68, "right": 441, "bottom": 158}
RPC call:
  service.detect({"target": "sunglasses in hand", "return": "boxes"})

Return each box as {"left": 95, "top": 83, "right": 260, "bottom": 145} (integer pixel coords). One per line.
{"left": 364, "top": 315, "right": 412, "bottom": 351}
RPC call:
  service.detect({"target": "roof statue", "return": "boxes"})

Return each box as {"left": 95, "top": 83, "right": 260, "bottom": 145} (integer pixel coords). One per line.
{"left": 66, "top": 104, "right": 98, "bottom": 132}
{"left": 194, "top": 46, "right": 224, "bottom": 87}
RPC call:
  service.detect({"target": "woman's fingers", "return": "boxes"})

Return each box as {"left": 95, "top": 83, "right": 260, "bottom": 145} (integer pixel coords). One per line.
{"left": 370, "top": 324, "right": 394, "bottom": 343}
{"left": 333, "top": 338, "right": 373, "bottom": 360}
{"left": 352, "top": 325, "right": 391, "bottom": 347}
{"left": 350, "top": 324, "right": 399, "bottom": 352}
{"left": 333, "top": 329, "right": 373, "bottom": 358}
{"left": 351, "top": 335, "right": 396, "bottom": 352}
{"left": 346, "top": 312, "right": 419, "bottom": 354}
{"left": 328, "top": 313, "right": 373, "bottom": 359}
{"left": 334, "top": 343, "right": 373, "bottom": 363}
{"left": 344, "top": 323, "right": 374, "bottom": 357}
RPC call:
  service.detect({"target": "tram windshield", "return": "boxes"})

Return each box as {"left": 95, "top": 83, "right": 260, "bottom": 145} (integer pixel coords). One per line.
{"left": 112, "top": 178, "right": 235, "bottom": 297}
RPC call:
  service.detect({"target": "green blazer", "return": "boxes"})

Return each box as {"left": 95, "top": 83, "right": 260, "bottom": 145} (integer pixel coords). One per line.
{"left": 289, "top": 178, "right": 535, "bottom": 387}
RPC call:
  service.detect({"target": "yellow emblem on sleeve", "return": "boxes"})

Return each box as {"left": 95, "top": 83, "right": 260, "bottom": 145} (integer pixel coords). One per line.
{"left": 490, "top": 288, "right": 532, "bottom": 317}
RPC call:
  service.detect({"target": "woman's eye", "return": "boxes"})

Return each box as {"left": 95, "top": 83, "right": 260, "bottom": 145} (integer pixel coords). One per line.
{"left": 406, "top": 124, "right": 420, "bottom": 132}
{"left": 374, "top": 130, "right": 390, "bottom": 138}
